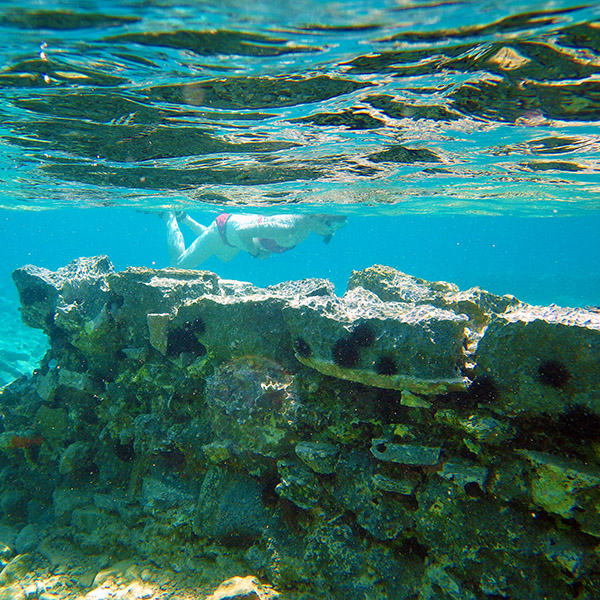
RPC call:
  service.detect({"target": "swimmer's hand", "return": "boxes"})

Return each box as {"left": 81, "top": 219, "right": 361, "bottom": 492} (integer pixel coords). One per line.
{"left": 251, "top": 248, "right": 271, "bottom": 259}
{"left": 246, "top": 237, "right": 271, "bottom": 259}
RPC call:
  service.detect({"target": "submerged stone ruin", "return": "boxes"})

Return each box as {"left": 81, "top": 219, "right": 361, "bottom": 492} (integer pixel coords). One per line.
{"left": 1, "top": 256, "right": 599, "bottom": 599}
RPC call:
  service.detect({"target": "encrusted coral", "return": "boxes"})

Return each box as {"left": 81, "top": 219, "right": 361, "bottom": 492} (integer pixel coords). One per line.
{"left": 2, "top": 257, "right": 600, "bottom": 600}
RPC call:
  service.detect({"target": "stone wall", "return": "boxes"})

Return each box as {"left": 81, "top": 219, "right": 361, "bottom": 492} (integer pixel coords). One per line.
{"left": 1, "top": 256, "right": 599, "bottom": 599}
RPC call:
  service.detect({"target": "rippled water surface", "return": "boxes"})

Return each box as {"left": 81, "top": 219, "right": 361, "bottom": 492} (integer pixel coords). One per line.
{"left": 1, "top": 0, "right": 599, "bottom": 213}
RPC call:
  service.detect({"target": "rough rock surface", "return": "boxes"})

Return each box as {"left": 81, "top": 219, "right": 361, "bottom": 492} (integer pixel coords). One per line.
{"left": 1, "top": 257, "right": 599, "bottom": 599}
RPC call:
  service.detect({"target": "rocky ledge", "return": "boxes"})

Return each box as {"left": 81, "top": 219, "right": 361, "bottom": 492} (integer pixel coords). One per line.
{"left": 1, "top": 256, "right": 599, "bottom": 599}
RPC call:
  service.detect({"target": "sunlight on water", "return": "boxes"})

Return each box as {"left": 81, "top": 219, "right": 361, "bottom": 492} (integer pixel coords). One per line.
{"left": 0, "top": 0, "right": 598, "bottom": 213}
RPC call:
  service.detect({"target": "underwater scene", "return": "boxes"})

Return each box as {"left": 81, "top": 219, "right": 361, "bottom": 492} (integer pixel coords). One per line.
{"left": 0, "top": 0, "right": 600, "bottom": 598}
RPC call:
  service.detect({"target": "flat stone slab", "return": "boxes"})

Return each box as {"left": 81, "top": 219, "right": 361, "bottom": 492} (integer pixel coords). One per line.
{"left": 284, "top": 287, "right": 469, "bottom": 394}
{"left": 370, "top": 440, "right": 442, "bottom": 466}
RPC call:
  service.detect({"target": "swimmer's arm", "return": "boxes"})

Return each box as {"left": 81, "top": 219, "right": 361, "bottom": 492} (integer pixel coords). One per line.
{"left": 234, "top": 229, "right": 264, "bottom": 255}
{"left": 232, "top": 229, "right": 272, "bottom": 258}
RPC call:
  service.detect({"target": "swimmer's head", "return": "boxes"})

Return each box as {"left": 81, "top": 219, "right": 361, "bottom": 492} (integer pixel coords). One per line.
{"left": 310, "top": 215, "right": 348, "bottom": 243}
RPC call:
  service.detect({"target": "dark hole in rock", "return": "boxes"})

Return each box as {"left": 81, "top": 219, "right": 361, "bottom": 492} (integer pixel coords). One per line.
{"left": 399, "top": 537, "right": 429, "bottom": 560}
{"left": 114, "top": 440, "right": 135, "bottom": 462}
{"left": 109, "top": 293, "right": 125, "bottom": 309}
{"left": 514, "top": 406, "right": 600, "bottom": 459}
{"left": 436, "top": 376, "right": 498, "bottom": 409}
{"left": 463, "top": 481, "right": 484, "bottom": 498}
{"left": 529, "top": 508, "right": 556, "bottom": 528}
{"left": 374, "top": 355, "right": 397, "bottom": 376}
{"left": 160, "top": 447, "right": 186, "bottom": 471}
{"left": 293, "top": 337, "right": 312, "bottom": 358}
{"left": 398, "top": 494, "right": 418, "bottom": 511}
{"left": 350, "top": 323, "right": 376, "bottom": 348}
{"left": 260, "top": 471, "right": 281, "bottom": 507}
{"left": 184, "top": 317, "right": 206, "bottom": 335}
{"left": 468, "top": 376, "right": 498, "bottom": 405}
{"left": 332, "top": 337, "right": 360, "bottom": 368}
{"left": 279, "top": 497, "right": 309, "bottom": 533}
{"left": 79, "top": 406, "right": 98, "bottom": 426}
{"left": 569, "top": 581, "right": 584, "bottom": 598}
{"left": 220, "top": 531, "right": 257, "bottom": 549}
{"left": 167, "top": 321, "right": 207, "bottom": 357}
{"left": 558, "top": 405, "right": 600, "bottom": 444}
{"left": 538, "top": 359, "right": 571, "bottom": 389}
{"left": 19, "top": 284, "right": 49, "bottom": 306}
{"left": 376, "top": 442, "right": 387, "bottom": 453}
{"left": 512, "top": 414, "right": 549, "bottom": 449}
{"left": 375, "top": 389, "right": 406, "bottom": 424}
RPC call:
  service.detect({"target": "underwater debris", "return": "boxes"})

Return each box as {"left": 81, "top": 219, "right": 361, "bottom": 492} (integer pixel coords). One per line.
{"left": 370, "top": 439, "right": 442, "bottom": 466}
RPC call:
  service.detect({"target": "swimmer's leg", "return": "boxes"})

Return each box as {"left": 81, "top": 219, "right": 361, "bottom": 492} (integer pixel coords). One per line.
{"left": 164, "top": 212, "right": 186, "bottom": 266}
{"left": 173, "top": 222, "right": 232, "bottom": 268}
{"left": 178, "top": 212, "right": 207, "bottom": 236}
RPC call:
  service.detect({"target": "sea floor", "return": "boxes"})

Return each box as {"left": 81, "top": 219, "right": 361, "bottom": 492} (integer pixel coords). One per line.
{"left": 0, "top": 536, "right": 283, "bottom": 600}
{"left": 0, "top": 291, "right": 48, "bottom": 389}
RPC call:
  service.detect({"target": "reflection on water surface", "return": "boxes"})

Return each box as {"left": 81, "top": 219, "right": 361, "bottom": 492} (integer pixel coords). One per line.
{"left": 0, "top": 1, "right": 598, "bottom": 213}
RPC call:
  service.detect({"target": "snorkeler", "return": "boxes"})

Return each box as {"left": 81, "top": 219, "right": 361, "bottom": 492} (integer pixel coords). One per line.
{"left": 164, "top": 212, "right": 347, "bottom": 268}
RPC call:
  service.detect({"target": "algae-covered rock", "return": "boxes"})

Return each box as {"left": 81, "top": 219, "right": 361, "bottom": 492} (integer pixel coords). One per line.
{"left": 348, "top": 264, "right": 519, "bottom": 327}
{"left": 5, "top": 258, "right": 600, "bottom": 600}
{"left": 275, "top": 460, "right": 322, "bottom": 510}
{"left": 205, "top": 355, "right": 300, "bottom": 457}
{"left": 303, "top": 523, "right": 365, "bottom": 592}
{"left": 476, "top": 304, "right": 600, "bottom": 416}
{"left": 295, "top": 441, "right": 339, "bottom": 474}
{"left": 12, "top": 256, "right": 113, "bottom": 330}
{"left": 284, "top": 286, "right": 469, "bottom": 394}
{"left": 193, "top": 468, "right": 270, "bottom": 543}
{"left": 334, "top": 451, "right": 415, "bottom": 540}
{"left": 521, "top": 450, "right": 600, "bottom": 532}
{"left": 58, "top": 441, "right": 92, "bottom": 475}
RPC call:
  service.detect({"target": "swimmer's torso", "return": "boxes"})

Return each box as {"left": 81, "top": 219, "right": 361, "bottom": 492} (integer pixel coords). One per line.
{"left": 225, "top": 214, "right": 312, "bottom": 251}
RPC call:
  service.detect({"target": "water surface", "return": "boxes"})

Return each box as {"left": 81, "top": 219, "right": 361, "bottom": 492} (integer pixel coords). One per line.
{"left": 0, "top": 0, "right": 598, "bottom": 212}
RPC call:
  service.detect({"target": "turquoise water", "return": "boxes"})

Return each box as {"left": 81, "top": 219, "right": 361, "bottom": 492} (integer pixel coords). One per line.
{"left": 0, "top": 2, "right": 600, "bottom": 597}
{"left": 0, "top": 2, "right": 599, "bottom": 375}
